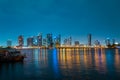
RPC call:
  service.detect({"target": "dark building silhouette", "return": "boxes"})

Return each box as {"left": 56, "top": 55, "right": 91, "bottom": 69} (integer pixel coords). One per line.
{"left": 74, "top": 41, "right": 80, "bottom": 46}
{"left": 112, "top": 39, "right": 115, "bottom": 45}
{"left": 27, "top": 37, "right": 34, "bottom": 47}
{"left": 46, "top": 33, "right": 53, "bottom": 47}
{"left": 18, "top": 35, "right": 24, "bottom": 47}
{"left": 88, "top": 34, "right": 92, "bottom": 46}
{"left": 105, "top": 38, "right": 111, "bottom": 46}
{"left": 105, "top": 38, "right": 116, "bottom": 48}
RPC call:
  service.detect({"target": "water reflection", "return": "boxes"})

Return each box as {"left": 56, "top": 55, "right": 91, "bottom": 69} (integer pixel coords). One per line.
{"left": 115, "top": 49, "right": 120, "bottom": 72}
{"left": 0, "top": 48, "right": 120, "bottom": 80}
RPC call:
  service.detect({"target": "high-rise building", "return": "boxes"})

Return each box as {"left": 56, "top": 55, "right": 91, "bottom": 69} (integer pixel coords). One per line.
{"left": 64, "top": 39, "right": 67, "bottom": 45}
{"left": 105, "top": 38, "right": 111, "bottom": 46}
{"left": 37, "top": 33, "right": 42, "bottom": 47}
{"left": 7, "top": 40, "right": 12, "bottom": 47}
{"left": 94, "top": 40, "right": 100, "bottom": 46}
{"left": 74, "top": 41, "right": 79, "bottom": 46}
{"left": 88, "top": 34, "right": 92, "bottom": 46}
{"left": 53, "top": 34, "right": 61, "bottom": 47}
{"left": 42, "top": 38, "right": 47, "bottom": 47}
{"left": 27, "top": 37, "right": 34, "bottom": 47}
{"left": 18, "top": 35, "right": 24, "bottom": 47}
{"left": 33, "top": 36, "right": 37, "bottom": 46}
{"left": 69, "top": 36, "right": 72, "bottom": 45}
{"left": 63, "top": 36, "right": 72, "bottom": 46}
{"left": 46, "top": 33, "right": 53, "bottom": 47}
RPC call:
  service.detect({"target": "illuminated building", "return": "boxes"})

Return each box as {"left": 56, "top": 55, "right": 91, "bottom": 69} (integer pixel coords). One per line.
{"left": 27, "top": 37, "right": 34, "bottom": 47}
{"left": 46, "top": 33, "right": 53, "bottom": 47}
{"left": 88, "top": 34, "right": 92, "bottom": 46}
{"left": 94, "top": 40, "right": 100, "bottom": 46}
{"left": 18, "top": 35, "right": 24, "bottom": 47}
{"left": 37, "top": 33, "right": 42, "bottom": 47}
{"left": 53, "top": 34, "right": 61, "bottom": 47}
{"left": 63, "top": 36, "right": 72, "bottom": 46}
{"left": 7, "top": 40, "right": 12, "bottom": 47}
{"left": 105, "top": 38, "right": 111, "bottom": 46}
{"left": 42, "top": 38, "right": 47, "bottom": 47}
{"left": 33, "top": 36, "right": 37, "bottom": 46}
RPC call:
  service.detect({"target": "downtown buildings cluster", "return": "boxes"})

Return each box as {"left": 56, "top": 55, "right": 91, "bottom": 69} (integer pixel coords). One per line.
{"left": 6, "top": 33, "right": 97, "bottom": 48}
{"left": 6, "top": 33, "right": 120, "bottom": 48}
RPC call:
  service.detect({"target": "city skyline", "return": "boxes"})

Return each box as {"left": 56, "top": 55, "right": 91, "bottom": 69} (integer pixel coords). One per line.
{"left": 0, "top": 33, "right": 119, "bottom": 47}
{"left": 0, "top": 0, "right": 120, "bottom": 45}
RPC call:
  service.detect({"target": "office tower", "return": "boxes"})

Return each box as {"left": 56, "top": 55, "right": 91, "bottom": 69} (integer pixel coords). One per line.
{"left": 53, "top": 34, "right": 61, "bottom": 47}
{"left": 105, "top": 38, "right": 111, "bottom": 46}
{"left": 74, "top": 41, "right": 80, "bottom": 46}
{"left": 37, "top": 33, "right": 42, "bottom": 47}
{"left": 18, "top": 35, "right": 24, "bottom": 47}
{"left": 27, "top": 37, "right": 34, "bottom": 47}
{"left": 94, "top": 40, "right": 100, "bottom": 46}
{"left": 57, "top": 34, "right": 61, "bottom": 46}
{"left": 53, "top": 36, "right": 57, "bottom": 47}
{"left": 42, "top": 38, "right": 47, "bottom": 47}
{"left": 69, "top": 36, "right": 72, "bottom": 45}
{"left": 32, "top": 36, "right": 37, "bottom": 46}
{"left": 7, "top": 40, "right": 12, "bottom": 47}
{"left": 63, "top": 36, "right": 72, "bottom": 46}
{"left": 88, "top": 34, "right": 92, "bottom": 46}
{"left": 46, "top": 33, "right": 53, "bottom": 47}
{"left": 64, "top": 39, "right": 67, "bottom": 45}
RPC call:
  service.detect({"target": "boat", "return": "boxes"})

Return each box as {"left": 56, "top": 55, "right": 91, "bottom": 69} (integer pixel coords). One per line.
{"left": 0, "top": 48, "right": 25, "bottom": 62}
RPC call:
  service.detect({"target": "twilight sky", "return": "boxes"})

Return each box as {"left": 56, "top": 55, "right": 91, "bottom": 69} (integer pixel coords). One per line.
{"left": 0, "top": 0, "right": 120, "bottom": 46}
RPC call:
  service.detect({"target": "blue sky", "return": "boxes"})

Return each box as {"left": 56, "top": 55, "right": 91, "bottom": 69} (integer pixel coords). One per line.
{"left": 0, "top": 0, "right": 120, "bottom": 46}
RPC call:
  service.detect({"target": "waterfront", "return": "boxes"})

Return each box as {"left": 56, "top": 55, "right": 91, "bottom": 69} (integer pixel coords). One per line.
{"left": 0, "top": 48, "right": 120, "bottom": 80}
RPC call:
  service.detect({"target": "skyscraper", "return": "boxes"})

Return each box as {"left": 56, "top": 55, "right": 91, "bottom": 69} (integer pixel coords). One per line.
{"left": 46, "top": 33, "right": 53, "bottom": 47}
{"left": 94, "top": 40, "right": 100, "bottom": 46}
{"left": 18, "top": 35, "right": 24, "bottom": 47}
{"left": 88, "top": 34, "right": 92, "bottom": 46}
{"left": 105, "top": 38, "right": 112, "bottom": 47}
{"left": 74, "top": 41, "right": 79, "bottom": 46}
{"left": 69, "top": 36, "right": 72, "bottom": 45}
{"left": 64, "top": 39, "right": 67, "bottom": 45}
{"left": 63, "top": 36, "right": 72, "bottom": 46}
{"left": 33, "top": 36, "right": 37, "bottom": 46}
{"left": 37, "top": 33, "right": 42, "bottom": 47}
{"left": 27, "top": 37, "right": 34, "bottom": 47}
{"left": 42, "top": 38, "right": 47, "bottom": 47}
{"left": 53, "top": 34, "right": 61, "bottom": 47}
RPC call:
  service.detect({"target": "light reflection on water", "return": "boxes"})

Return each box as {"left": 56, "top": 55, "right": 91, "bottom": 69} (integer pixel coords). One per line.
{"left": 0, "top": 48, "right": 120, "bottom": 80}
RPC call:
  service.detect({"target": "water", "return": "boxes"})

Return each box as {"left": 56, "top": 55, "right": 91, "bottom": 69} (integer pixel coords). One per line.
{"left": 0, "top": 48, "right": 120, "bottom": 80}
